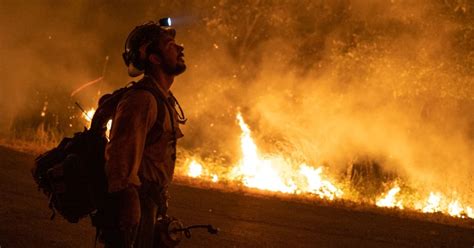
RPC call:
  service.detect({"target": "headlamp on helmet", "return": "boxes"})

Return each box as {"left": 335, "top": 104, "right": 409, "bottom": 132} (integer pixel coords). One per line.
{"left": 159, "top": 17, "right": 172, "bottom": 27}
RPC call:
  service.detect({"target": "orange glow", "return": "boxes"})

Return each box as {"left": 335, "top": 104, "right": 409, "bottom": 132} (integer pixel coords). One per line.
{"left": 188, "top": 112, "right": 344, "bottom": 198}
{"left": 81, "top": 108, "right": 112, "bottom": 138}
{"left": 422, "top": 192, "right": 442, "bottom": 213}
{"left": 376, "top": 185, "right": 403, "bottom": 209}
{"left": 448, "top": 200, "right": 463, "bottom": 218}
{"left": 82, "top": 108, "right": 95, "bottom": 124}
{"left": 187, "top": 160, "right": 203, "bottom": 178}
{"left": 179, "top": 112, "right": 473, "bottom": 220}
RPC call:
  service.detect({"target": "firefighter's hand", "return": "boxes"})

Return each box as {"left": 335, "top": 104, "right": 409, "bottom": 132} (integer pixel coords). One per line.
{"left": 117, "top": 186, "right": 141, "bottom": 230}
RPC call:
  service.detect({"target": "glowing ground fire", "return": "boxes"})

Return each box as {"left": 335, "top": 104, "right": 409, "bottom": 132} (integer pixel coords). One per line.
{"left": 181, "top": 113, "right": 474, "bottom": 219}
{"left": 376, "top": 185, "right": 404, "bottom": 209}
{"left": 228, "top": 113, "right": 343, "bottom": 199}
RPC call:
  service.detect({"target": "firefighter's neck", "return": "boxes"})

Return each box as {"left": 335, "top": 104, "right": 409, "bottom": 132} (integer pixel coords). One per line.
{"left": 147, "top": 68, "right": 174, "bottom": 92}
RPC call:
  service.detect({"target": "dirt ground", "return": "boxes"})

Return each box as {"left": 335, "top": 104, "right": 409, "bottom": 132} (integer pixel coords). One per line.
{"left": 0, "top": 145, "right": 473, "bottom": 248}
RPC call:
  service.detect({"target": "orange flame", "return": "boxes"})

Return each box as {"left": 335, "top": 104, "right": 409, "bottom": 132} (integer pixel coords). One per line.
{"left": 188, "top": 112, "right": 343, "bottom": 199}
{"left": 376, "top": 185, "right": 403, "bottom": 209}
{"left": 179, "top": 112, "right": 473, "bottom": 220}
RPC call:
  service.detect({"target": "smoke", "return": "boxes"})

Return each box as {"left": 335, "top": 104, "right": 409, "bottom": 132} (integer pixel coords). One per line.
{"left": 0, "top": 0, "right": 187, "bottom": 135}
{"left": 1, "top": 1, "right": 473, "bottom": 198}
{"left": 242, "top": 0, "right": 474, "bottom": 197}
{"left": 177, "top": 0, "right": 474, "bottom": 197}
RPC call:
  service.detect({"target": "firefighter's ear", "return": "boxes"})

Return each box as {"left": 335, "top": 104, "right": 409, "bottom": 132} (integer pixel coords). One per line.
{"left": 148, "top": 53, "right": 161, "bottom": 65}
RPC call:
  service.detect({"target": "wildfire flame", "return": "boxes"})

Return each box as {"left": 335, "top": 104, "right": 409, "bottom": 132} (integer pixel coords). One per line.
{"left": 448, "top": 200, "right": 463, "bottom": 218}
{"left": 185, "top": 112, "right": 343, "bottom": 199}
{"left": 231, "top": 113, "right": 343, "bottom": 198}
{"left": 187, "top": 160, "right": 203, "bottom": 178}
{"left": 415, "top": 192, "right": 473, "bottom": 219}
{"left": 376, "top": 185, "right": 403, "bottom": 209}
{"left": 232, "top": 113, "right": 297, "bottom": 193}
{"left": 182, "top": 112, "right": 474, "bottom": 220}
{"left": 422, "top": 192, "right": 442, "bottom": 213}
{"left": 299, "top": 164, "right": 342, "bottom": 200}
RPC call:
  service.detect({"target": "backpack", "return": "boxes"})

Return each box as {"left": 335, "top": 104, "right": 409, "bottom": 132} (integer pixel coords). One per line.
{"left": 32, "top": 80, "right": 167, "bottom": 223}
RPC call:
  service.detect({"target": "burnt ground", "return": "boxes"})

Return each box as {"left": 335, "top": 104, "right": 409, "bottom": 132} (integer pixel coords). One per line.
{"left": 0, "top": 145, "right": 473, "bottom": 248}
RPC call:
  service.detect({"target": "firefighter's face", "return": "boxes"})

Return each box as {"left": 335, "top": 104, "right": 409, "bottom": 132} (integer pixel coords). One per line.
{"left": 153, "top": 33, "right": 186, "bottom": 76}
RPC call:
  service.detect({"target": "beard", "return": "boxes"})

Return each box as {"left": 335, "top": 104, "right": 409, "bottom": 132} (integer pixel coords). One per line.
{"left": 162, "top": 59, "right": 186, "bottom": 76}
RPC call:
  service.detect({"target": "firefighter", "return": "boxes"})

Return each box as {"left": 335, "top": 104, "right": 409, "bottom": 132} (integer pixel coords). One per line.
{"left": 100, "top": 19, "right": 186, "bottom": 248}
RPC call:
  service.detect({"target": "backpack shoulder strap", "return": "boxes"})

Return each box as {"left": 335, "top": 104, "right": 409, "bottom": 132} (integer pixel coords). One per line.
{"left": 130, "top": 82, "right": 172, "bottom": 145}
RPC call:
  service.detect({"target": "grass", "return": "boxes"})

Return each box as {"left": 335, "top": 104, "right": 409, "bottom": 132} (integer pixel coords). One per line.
{"left": 0, "top": 124, "right": 61, "bottom": 155}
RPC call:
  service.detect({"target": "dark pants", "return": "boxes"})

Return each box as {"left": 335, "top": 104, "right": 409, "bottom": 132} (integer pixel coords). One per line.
{"left": 97, "top": 181, "right": 168, "bottom": 248}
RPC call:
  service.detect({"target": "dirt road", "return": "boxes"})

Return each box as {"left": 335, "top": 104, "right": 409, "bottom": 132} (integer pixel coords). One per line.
{"left": 0, "top": 146, "right": 473, "bottom": 247}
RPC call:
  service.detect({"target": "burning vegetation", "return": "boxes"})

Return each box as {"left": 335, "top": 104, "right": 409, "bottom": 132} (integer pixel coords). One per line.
{"left": 176, "top": 112, "right": 474, "bottom": 219}
{"left": 1, "top": 0, "right": 473, "bottom": 222}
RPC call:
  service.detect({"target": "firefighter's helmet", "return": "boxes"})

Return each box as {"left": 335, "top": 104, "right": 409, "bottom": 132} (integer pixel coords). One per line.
{"left": 122, "top": 18, "right": 175, "bottom": 77}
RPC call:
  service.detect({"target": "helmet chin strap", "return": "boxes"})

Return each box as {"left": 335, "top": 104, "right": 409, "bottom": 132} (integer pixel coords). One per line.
{"left": 128, "top": 63, "right": 144, "bottom": 77}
